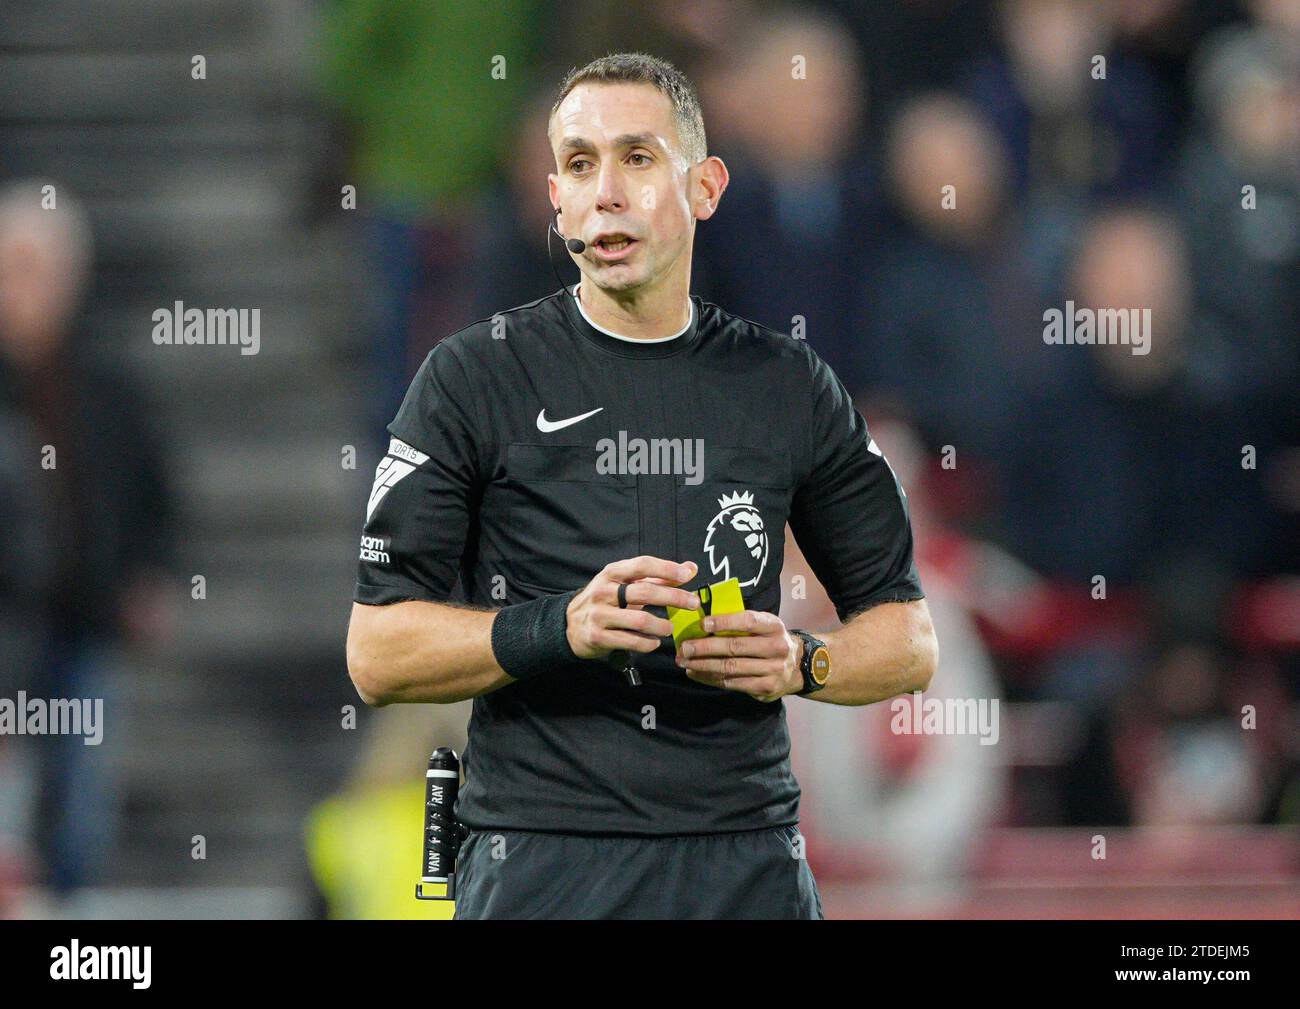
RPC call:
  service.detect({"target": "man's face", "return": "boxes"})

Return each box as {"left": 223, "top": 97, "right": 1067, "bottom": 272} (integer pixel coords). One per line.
{"left": 548, "top": 83, "right": 699, "bottom": 294}
{"left": 0, "top": 224, "right": 79, "bottom": 362}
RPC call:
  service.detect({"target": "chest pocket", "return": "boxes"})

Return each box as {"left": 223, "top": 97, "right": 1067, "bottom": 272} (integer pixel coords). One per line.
{"left": 675, "top": 445, "right": 792, "bottom": 610}
{"left": 484, "top": 443, "right": 639, "bottom": 595}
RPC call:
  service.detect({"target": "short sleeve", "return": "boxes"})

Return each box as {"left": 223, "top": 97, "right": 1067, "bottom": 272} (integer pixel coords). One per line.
{"left": 788, "top": 349, "right": 924, "bottom": 623}
{"left": 354, "top": 343, "right": 483, "bottom": 605}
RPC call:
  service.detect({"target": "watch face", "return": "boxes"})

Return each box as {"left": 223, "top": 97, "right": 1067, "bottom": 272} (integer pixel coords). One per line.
{"left": 810, "top": 646, "right": 831, "bottom": 685}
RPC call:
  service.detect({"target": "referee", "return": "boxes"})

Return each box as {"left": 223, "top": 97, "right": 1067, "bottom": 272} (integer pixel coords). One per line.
{"left": 346, "top": 53, "right": 938, "bottom": 920}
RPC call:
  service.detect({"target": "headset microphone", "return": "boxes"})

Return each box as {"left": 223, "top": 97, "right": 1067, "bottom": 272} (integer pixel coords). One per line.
{"left": 551, "top": 207, "right": 586, "bottom": 254}
{"left": 547, "top": 207, "right": 586, "bottom": 290}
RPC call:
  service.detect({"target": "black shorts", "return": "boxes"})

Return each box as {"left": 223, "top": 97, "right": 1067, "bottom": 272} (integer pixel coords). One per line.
{"left": 452, "top": 824, "right": 825, "bottom": 920}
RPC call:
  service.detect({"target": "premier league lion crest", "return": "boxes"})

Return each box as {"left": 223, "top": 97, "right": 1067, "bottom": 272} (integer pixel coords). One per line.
{"left": 703, "top": 490, "right": 769, "bottom": 588}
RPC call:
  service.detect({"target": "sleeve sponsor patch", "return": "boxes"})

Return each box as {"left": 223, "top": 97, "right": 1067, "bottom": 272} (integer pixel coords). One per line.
{"left": 366, "top": 438, "right": 430, "bottom": 521}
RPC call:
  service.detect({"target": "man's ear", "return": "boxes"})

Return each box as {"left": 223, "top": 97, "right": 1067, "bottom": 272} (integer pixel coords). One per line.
{"left": 693, "top": 156, "right": 729, "bottom": 222}
{"left": 547, "top": 173, "right": 559, "bottom": 213}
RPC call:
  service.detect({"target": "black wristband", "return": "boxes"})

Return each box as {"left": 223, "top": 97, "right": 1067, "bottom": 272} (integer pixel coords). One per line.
{"left": 491, "top": 589, "right": 581, "bottom": 681}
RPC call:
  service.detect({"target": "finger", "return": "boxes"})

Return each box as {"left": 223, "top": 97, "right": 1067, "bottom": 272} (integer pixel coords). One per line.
{"left": 613, "top": 580, "right": 701, "bottom": 611}
{"left": 684, "top": 664, "right": 786, "bottom": 699}
{"left": 699, "top": 609, "right": 781, "bottom": 636}
{"left": 635, "top": 575, "right": 703, "bottom": 604}
{"left": 605, "top": 556, "right": 697, "bottom": 586}
{"left": 679, "top": 633, "right": 786, "bottom": 659}
{"left": 680, "top": 656, "right": 782, "bottom": 679}
{"left": 596, "top": 604, "right": 674, "bottom": 639}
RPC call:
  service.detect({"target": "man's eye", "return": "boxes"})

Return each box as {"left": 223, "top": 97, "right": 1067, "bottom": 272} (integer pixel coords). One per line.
{"left": 628, "top": 153, "right": 650, "bottom": 166}
{"left": 570, "top": 159, "right": 592, "bottom": 173}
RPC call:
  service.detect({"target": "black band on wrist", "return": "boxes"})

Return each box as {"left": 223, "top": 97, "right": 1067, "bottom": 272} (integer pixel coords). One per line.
{"left": 491, "top": 589, "right": 581, "bottom": 681}
{"left": 790, "top": 628, "right": 818, "bottom": 696}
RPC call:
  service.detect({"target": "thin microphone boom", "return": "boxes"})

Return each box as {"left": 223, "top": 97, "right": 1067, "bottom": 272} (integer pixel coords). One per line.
{"left": 546, "top": 208, "right": 585, "bottom": 291}
{"left": 552, "top": 207, "right": 586, "bottom": 253}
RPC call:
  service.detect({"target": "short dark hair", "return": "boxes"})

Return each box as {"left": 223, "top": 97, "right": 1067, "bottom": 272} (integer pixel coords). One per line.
{"left": 548, "top": 52, "right": 708, "bottom": 165}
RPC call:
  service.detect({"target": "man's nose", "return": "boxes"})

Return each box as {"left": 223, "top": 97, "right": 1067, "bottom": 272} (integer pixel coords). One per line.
{"left": 594, "top": 161, "right": 628, "bottom": 213}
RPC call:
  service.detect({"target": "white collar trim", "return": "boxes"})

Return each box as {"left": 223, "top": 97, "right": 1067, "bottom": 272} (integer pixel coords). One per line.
{"left": 571, "top": 283, "right": 693, "bottom": 343}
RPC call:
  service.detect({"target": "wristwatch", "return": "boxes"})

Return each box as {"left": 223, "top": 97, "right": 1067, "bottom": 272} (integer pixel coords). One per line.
{"left": 790, "top": 629, "right": 831, "bottom": 696}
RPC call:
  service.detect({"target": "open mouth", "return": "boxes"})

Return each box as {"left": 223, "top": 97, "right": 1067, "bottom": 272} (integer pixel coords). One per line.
{"left": 592, "top": 234, "right": 638, "bottom": 259}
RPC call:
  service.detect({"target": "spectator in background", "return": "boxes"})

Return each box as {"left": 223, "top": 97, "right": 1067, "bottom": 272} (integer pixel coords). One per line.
{"left": 318, "top": 0, "right": 541, "bottom": 436}
{"left": 0, "top": 308, "right": 53, "bottom": 910}
{"left": 863, "top": 92, "right": 1044, "bottom": 514}
{"left": 0, "top": 181, "right": 175, "bottom": 896}
{"left": 966, "top": 0, "right": 1174, "bottom": 198}
{"left": 1177, "top": 22, "right": 1299, "bottom": 410}
{"left": 1005, "top": 204, "right": 1275, "bottom": 595}
{"left": 963, "top": 0, "right": 1174, "bottom": 296}
{"left": 692, "top": 6, "right": 880, "bottom": 395}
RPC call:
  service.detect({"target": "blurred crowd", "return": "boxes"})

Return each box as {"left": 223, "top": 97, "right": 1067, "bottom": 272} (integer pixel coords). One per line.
{"left": 317, "top": 0, "right": 1299, "bottom": 892}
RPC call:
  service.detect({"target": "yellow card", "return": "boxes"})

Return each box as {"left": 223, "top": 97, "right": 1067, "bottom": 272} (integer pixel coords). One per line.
{"left": 666, "top": 577, "right": 747, "bottom": 647}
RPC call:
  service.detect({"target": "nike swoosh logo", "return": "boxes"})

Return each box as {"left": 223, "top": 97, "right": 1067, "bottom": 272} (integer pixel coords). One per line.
{"left": 537, "top": 407, "right": 603, "bottom": 433}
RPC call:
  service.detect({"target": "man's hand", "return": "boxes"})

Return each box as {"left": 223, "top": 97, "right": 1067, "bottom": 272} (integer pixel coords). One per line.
{"left": 566, "top": 556, "right": 700, "bottom": 660}
{"left": 675, "top": 609, "right": 803, "bottom": 702}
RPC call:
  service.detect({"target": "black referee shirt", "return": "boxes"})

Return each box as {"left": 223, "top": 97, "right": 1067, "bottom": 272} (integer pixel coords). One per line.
{"left": 354, "top": 286, "right": 924, "bottom": 835}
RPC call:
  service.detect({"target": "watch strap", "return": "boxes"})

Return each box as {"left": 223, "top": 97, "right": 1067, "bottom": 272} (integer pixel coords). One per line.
{"left": 791, "top": 628, "right": 828, "bottom": 696}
